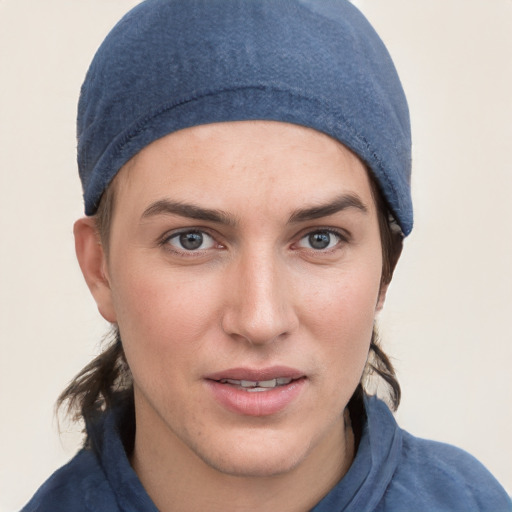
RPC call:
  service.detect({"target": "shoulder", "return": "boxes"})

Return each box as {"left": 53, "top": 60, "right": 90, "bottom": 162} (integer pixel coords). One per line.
{"left": 21, "top": 449, "right": 119, "bottom": 512}
{"left": 385, "top": 431, "right": 511, "bottom": 511}
{"left": 362, "top": 396, "right": 511, "bottom": 512}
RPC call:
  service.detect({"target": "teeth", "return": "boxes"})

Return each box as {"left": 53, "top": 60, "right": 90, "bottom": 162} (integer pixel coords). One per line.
{"left": 219, "top": 377, "right": 294, "bottom": 389}
{"left": 258, "top": 379, "right": 277, "bottom": 388}
{"left": 241, "top": 380, "right": 258, "bottom": 388}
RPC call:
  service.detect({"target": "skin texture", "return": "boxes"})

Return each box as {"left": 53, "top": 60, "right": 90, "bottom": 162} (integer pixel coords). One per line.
{"left": 74, "top": 121, "right": 387, "bottom": 512}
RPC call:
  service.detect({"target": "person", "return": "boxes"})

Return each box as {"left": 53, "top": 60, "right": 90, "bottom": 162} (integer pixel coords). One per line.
{"left": 21, "top": 1, "right": 511, "bottom": 511}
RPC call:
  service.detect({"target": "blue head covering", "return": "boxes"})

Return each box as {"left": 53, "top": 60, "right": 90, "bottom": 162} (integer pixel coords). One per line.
{"left": 78, "top": 0, "right": 413, "bottom": 235}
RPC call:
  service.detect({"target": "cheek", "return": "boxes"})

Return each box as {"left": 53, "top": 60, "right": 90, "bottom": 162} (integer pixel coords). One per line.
{"left": 109, "top": 262, "right": 222, "bottom": 372}
{"left": 298, "top": 261, "right": 381, "bottom": 378}
{"left": 301, "top": 260, "right": 381, "bottom": 330}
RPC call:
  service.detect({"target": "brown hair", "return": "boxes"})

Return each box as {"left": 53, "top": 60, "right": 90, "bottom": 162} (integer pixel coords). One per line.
{"left": 58, "top": 171, "right": 403, "bottom": 434}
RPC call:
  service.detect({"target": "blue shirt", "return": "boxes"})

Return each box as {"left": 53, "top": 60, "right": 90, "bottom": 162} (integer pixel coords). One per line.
{"left": 22, "top": 396, "right": 511, "bottom": 511}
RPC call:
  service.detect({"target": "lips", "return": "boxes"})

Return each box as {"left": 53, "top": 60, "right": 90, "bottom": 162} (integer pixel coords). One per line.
{"left": 205, "top": 367, "right": 306, "bottom": 416}
{"left": 206, "top": 366, "right": 304, "bottom": 382}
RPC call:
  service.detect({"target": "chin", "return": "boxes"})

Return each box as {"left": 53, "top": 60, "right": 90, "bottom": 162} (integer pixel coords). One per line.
{"left": 192, "top": 430, "right": 308, "bottom": 478}
{"left": 202, "top": 450, "right": 304, "bottom": 479}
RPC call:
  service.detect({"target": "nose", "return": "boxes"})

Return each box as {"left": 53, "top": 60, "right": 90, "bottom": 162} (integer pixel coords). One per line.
{"left": 221, "top": 249, "right": 298, "bottom": 346}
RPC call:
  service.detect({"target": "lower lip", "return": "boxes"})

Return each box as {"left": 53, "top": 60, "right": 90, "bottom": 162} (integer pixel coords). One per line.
{"left": 206, "top": 378, "right": 306, "bottom": 417}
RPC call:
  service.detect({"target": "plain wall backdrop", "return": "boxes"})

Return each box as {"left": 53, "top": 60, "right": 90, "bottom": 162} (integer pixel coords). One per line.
{"left": 1, "top": 1, "right": 511, "bottom": 510}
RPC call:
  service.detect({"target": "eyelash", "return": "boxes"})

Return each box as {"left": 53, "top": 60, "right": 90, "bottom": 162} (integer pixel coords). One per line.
{"left": 159, "top": 227, "right": 348, "bottom": 256}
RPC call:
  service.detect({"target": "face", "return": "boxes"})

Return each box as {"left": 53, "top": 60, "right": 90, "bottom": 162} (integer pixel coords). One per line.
{"left": 90, "top": 121, "right": 385, "bottom": 478}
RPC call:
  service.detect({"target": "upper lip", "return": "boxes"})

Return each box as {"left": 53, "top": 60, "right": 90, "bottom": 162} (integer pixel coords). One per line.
{"left": 206, "top": 366, "right": 305, "bottom": 382}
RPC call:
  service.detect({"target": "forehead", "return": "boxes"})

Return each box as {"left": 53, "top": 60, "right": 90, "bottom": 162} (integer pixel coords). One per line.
{"left": 113, "top": 121, "right": 375, "bottom": 211}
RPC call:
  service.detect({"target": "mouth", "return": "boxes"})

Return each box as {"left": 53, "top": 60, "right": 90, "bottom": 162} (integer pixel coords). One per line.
{"left": 217, "top": 377, "right": 298, "bottom": 392}
{"left": 205, "top": 367, "right": 307, "bottom": 416}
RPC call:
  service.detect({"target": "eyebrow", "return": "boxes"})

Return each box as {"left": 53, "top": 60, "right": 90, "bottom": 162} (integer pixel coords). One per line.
{"left": 141, "top": 193, "right": 368, "bottom": 226}
{"left": 288, "top": 193, "right": 368, "bottom": 223}
{"left": 141, "top": 199, "right": 238, "bottom": 226}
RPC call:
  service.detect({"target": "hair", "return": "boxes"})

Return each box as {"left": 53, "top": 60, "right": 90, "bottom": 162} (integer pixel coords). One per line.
{"left": 57, "top": 165, "right": 404, "bottom": 438}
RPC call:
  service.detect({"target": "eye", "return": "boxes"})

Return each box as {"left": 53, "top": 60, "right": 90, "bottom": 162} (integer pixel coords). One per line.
{"left": 296, "top": 230, "right": 342, "bottom": 251}
{"left": 166, "top": 230, "right": 216, "bottom": 251}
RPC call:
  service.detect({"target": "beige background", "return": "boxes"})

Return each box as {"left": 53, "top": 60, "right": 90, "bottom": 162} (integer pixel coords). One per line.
{"left": 1, "top": 1, "right": 511, "bottom": 510}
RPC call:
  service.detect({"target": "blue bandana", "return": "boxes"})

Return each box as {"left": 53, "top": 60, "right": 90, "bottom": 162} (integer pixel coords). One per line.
{"left": 78, "top": 0, "right": 413, "bottom": 235}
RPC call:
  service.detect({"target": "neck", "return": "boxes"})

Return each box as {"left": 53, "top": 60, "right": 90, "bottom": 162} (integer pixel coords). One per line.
{"left": 131, "top": 406, "right": 355, "bottom": 512}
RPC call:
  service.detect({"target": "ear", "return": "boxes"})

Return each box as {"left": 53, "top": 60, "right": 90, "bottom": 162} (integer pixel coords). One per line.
{"left": 74, "top": 217, "right": 117, "bottom": 323}
{"left": 376, "top": 231, "right": 403, "bottom": 312}
{"left": 376, "top": 282, "right": 389, "bottom": 312}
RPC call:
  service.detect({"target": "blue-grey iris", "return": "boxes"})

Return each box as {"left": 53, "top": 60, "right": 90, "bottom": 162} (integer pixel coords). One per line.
{"left": 309, "top": 232, "right": 331, "bottom": 250}
{"left": 180, "top": 232, "right": 203, "bottom": 250}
